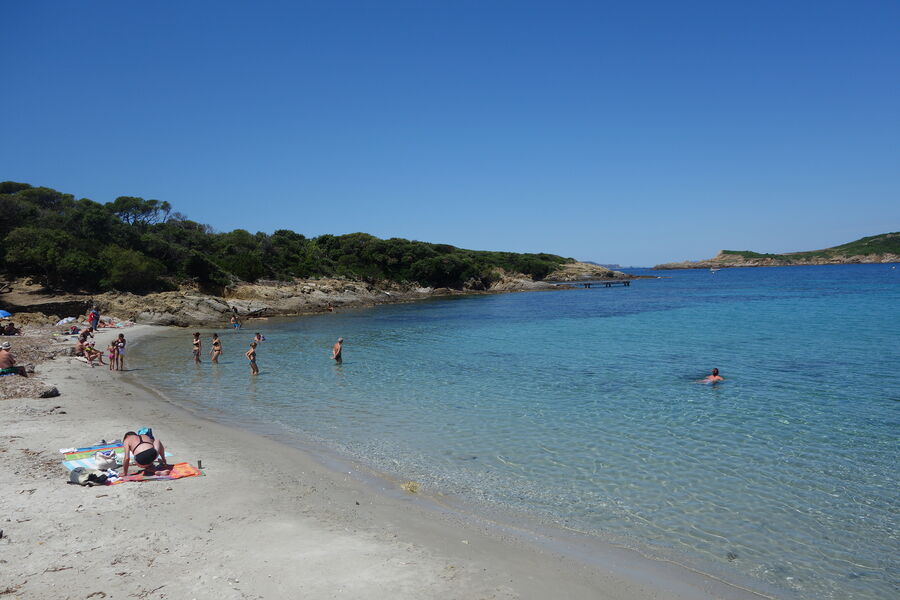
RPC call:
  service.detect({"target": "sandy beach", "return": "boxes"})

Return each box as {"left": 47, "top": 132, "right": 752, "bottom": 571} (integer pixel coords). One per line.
{"left": 1, "top": 324, "right": 772, "bottom": 600}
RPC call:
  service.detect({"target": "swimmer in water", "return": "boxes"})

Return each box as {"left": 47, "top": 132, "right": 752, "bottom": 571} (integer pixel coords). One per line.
{"left": 700, "top": 368, "right": 724, "bottom": 383}
{"left": 331, "top": 337, "right": 343, "bottom": 364}
{"left": 254, "top": 332, "right": 265, "bottom": 344}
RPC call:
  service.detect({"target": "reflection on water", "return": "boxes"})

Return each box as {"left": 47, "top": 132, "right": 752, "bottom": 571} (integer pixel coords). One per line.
{"left": 132, "top": 264, "right": 900, "bottom": 600}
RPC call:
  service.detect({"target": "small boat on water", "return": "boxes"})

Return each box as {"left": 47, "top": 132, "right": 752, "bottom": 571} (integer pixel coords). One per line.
{"left": 710, "top": 268, "right": 720, "bottom": 273}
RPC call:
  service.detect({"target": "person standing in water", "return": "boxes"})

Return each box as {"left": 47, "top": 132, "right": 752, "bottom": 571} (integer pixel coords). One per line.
{"left": 210, "top": 333, "right": 221, "bottom": 363}
{"left": 246, "top": 341, "right": 259, "bottom": 375}
{"left": 192, "top": 332, "right": 202, "bottom": 364}
{"left": 701, "top": 368, "right": 724, "bottom": 383}
{"left": 331, "top": 337, "right": 343, "bottom": 364}
{"left": 254, "top": 332, "right": 265, "bottom": 344}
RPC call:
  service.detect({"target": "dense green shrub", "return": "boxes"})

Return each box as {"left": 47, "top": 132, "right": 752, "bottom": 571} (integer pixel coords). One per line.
{"left": 0, "top": 181, "right": 575, "bottom": 293}
{"left": 100, "top": 246, "right": 165, "bottom": 292}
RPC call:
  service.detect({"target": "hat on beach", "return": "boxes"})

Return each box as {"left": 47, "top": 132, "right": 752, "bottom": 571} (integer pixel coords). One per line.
{"left": 0, "top": 342, "right": 10, "bottom": 350}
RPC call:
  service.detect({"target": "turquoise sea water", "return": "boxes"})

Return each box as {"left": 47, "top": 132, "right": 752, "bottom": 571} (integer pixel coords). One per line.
{"left": 132, "top": 264, "right": 899, "bottom": 599}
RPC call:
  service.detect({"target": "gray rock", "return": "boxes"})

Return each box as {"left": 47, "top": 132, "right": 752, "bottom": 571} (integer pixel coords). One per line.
{"left": 39, "top": 385, "right": 60, "bottom": 398}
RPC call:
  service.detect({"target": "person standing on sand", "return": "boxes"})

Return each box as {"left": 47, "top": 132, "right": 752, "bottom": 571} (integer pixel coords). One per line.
{"left": 192, "top": 332, "right": 202, "bottom": 364}
{"left": 116, "top": 333, "right": 127, "bottom": 371}
{"left": 331, "top": 337, "right": 343, "bottom": 364}
{"left": 107, "top": 341, "right": 118, "bottom": 371}
{"left": 0, "top": 341, "right": 27, "bottom": 377}
{"left": 246, "top": 341, "right": 259, "bottom": 375}
{"left": 210, "top": 333, "right": 221, "bottom": 363}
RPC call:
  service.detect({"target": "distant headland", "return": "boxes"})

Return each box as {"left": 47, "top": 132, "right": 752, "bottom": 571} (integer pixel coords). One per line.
{"left": 654, "top": 233, "right": 900, "bottom": 270}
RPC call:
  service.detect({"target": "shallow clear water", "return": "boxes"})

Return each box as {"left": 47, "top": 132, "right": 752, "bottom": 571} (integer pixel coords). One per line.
{"left": 133, "top": 264, "right": 900, "bottom": 599}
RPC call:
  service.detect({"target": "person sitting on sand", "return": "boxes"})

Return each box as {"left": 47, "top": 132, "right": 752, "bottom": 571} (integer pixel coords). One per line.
{"left": 122, "top": 430, "right": 170, "bottom": 476}
{"left": 192, "top": 332, "right": 202, "bottom": 364}
{"left": 700, "top": 368, "right": 725, "bottom": 383}
{"left": 246, "top": 341, "right": 259, "bottom": 375}
{"left": 2, "top": 322, "right": 21, "bottom": 336}
{"left": 83, "top": 340, "right": 105, "bottom": 367}
{"left": 0, "top": 341, "right": 27, "bottom": 377}
{"left": 210, "top": 333, "right": 221, "bottom": 363}
{"left": 331, "top": 337, "right": 343, "bottom": 364}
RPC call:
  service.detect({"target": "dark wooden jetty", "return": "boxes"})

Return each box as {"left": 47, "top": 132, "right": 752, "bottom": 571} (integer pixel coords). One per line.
{"left": 552, "top": 280, "right": 632, "bottom": 289}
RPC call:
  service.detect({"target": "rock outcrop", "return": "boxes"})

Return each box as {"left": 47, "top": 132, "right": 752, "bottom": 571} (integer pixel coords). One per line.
{"left": 655, "top": 251, "right": 900, "bottom": 270}
{"left": 543, "top": 262, "right": 629, "bottom": 281}
{"left": 1, "top": 261, "right": 635, "bottom": 327}
{"left": 655, "top": 233, "right": 900, "bottom": 270}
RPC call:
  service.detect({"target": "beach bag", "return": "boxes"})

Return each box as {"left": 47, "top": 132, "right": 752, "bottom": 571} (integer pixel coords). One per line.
{"left": 93, "top": 450, "right": 118, "bottom": 470}
{"left": 69, "top": 467, "right": 108, "bottom": 486}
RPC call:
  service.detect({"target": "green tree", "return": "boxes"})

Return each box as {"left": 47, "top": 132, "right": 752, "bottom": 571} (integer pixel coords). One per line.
{"left": 100, "top": 246, "right": 165, "bottom": 292}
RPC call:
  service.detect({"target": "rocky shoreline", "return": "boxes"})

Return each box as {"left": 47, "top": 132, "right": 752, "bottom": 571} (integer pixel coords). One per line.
{"left": 654, "top": 251, "right": 900, "bottom": 270}
{"left": 2, "top": 262, "right": 631, "bottom": 327}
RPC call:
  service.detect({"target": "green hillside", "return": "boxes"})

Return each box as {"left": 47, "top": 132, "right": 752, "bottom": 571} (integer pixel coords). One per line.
{"left": 0, "top": 182, "right": 573, "bottom": 293}
{"left": 720, "top": 233, "right": 900, "bottom": 263}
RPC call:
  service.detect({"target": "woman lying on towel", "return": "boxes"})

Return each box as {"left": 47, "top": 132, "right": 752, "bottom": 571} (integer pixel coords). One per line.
{"left": 122, "top": 431, "right": 171, "bottom": 476}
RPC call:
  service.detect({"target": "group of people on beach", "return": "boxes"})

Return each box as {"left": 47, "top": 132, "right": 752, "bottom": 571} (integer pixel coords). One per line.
{"left": 73, "top": 328, "right": 127, "bottom": 370}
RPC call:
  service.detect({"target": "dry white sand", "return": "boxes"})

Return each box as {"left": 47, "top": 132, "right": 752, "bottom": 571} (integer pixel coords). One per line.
{"left": 0, "top": 325, "right": 773, "bottom": 599}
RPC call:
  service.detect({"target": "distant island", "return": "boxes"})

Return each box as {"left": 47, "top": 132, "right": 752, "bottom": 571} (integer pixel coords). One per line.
{"left": 582, "top": 261, "right": 642, "bottom": 270}
{"left": 654, "top": 233, "right": 900, "bottom": 270}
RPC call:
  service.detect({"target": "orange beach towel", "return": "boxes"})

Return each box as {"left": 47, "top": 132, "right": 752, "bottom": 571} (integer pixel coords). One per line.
{"left": 111, "top": 462, "right": 202, "bottom": 484}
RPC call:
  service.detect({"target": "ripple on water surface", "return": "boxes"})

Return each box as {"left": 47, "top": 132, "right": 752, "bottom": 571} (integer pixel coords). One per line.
{"left": 133, "top": 265, "right": 900, "bottom": 600}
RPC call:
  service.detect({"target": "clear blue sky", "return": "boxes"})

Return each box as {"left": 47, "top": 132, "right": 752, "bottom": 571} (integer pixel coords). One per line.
{"left": 3, "top": 1, "right": 898, "bottom": 265}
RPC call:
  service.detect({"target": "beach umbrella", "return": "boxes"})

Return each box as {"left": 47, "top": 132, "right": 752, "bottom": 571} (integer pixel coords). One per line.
{"left": 0, "top": 310, "right": 12, "bottom": 318}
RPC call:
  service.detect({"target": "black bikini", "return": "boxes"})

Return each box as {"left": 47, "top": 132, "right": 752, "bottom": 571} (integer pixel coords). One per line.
{"left": 132, "top": 435, "right": 158, "bottom": 466}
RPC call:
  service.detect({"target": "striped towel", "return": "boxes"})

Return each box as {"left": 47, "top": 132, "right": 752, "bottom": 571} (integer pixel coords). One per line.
{"left": 61, "top": 442, "right": 172, "bottom": 471}
{"left": 62, "top": 441, "right": 124, "bottom": 457}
